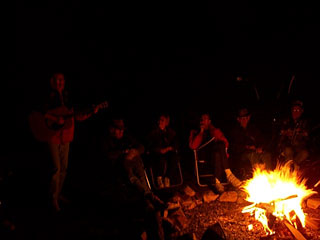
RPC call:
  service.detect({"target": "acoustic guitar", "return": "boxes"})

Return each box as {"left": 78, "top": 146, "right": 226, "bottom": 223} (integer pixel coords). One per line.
{"left": 29, "top": 101, "right": 108, "bottom": 142}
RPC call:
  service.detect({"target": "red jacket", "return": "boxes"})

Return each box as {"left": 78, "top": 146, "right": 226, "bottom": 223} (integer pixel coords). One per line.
{"left": 48, "top": 112, "right": 92, "bottom": 144}
{"left": 189, "top": 124, "right": 229, "bottom": 150}
{"left": 44, "top": 89, "right": 93, "bottom": 144}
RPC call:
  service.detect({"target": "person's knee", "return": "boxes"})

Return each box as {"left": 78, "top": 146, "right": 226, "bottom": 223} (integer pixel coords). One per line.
{"left": 301, "top": 149, "right": 309, "bottom": 158}
{"left": 60, "top": 162, "right": 68, "bottom": 172}
{"left": 52, "top": 166, "right": 60, "bottom": 176}
{"left": 129, "top": 176, "right": 139, "bottom": 185}
{"left": 283, "top": 147, "right": 293, "bottom": 158}
{"left": 262, "top": 151, "right": 272, "bottom": 162}
{"left": 60, "top": 167, "right": 67, "bottom": 176}
{"left": 296, "top": 149, "right": 309, "bottom": 163}
{"left": 214, "top": 141, "right": 226, "bottom": 150}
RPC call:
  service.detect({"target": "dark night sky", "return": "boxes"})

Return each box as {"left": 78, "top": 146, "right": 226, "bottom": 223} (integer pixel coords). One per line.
{"left": 6, "top": 1, "right": 320, "bottom": 153}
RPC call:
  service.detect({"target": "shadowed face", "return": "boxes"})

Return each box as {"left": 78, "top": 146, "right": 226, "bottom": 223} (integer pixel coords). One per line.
{"left": 158, "top": 116, "right": 170, "bottom": 130}
{"left": 114, "top": 128, "right": 124, "bottom": 139}
{"left": 200, "top": 114, "right": 211, "bottom": 130}
{"left": 291, "top": 106, "right": 303, "bottom": 120}
{"left": 110, "top": 126, "right": 124, "bottom": 140}
{"left": 237, "top": 115, "right": 251, "bottom": 129}
{"left": 50, "top": 73, "right": 65, "bottom": 93}
{"left": 110, "top": 119, "right": 125, "bottom": 139}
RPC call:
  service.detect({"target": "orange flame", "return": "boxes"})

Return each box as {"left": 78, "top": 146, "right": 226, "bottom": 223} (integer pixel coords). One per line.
{"left": 242, "top": 161, "right": 316, "bottom": 234}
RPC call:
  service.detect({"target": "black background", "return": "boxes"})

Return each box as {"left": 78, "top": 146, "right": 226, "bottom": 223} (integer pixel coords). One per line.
{"left": 7, "top": 1, "right": 320, "bottom": 153}
{"left": 1, "top": 2, "right": 320, "bottom": 239}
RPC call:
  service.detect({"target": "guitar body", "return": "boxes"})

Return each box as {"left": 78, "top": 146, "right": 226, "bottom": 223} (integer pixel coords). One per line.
{"left": 45, "top": 106, "right": 74, "bottom": 130}
{"left": 29, "top": 101, "right": 108, "bottom": 142}
{"left": 29, "top": 106, "right": 74, "bottom": 142}
{"left": 28, "top": 111, "right": 57, "bottom": 142}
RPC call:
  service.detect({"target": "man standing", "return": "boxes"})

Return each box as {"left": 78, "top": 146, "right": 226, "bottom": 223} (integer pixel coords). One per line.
{"left": 30, "top": 73, "right": 105, "bottom": 211}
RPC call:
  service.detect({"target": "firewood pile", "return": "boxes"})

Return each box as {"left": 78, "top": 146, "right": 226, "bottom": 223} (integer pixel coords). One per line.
{"left": 162, "top": 185, "right": 320, "bottom": 240}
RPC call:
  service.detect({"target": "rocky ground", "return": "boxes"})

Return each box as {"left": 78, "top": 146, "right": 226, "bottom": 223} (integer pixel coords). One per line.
{"left": 162, "top": 184, "right": 320, "bottom": 240}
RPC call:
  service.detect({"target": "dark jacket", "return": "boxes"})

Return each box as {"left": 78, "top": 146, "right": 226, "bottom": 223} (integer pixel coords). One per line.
{"left": 146, "top": 127, "right": 179, "bottom": 154}
{"left": 228, "top": 122, "right": 266, "bottom": 155}
{"left": 279, "top": 117, "right": 310, "bottom": 147}
{"left": 102, "top": 133, "right": 145, "bottom": 168}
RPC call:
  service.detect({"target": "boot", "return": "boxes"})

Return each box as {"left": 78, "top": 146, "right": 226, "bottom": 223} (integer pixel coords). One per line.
{"left": 52, "top": 199, "right": 61, "bottom": 212}
{"left": 157, "top": 176, "right": 164, "bottom": 189}
{"left": 226, "top": 172, "right": 242, "bottom": 188}
{"left": 145, "top": 193, "right": 166, "bottom": 211}
{"left": 214, "top": 178, "right": 225, "bottom": 193}
{"left": 164, "top": 177, "right": 170, "bottom": 188}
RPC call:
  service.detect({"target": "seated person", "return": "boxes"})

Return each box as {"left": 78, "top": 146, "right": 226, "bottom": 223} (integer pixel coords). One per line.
{"left": 146, "top": 113, "right": 180, "bottom": 188}
{"left": 101, "top": 117, "right": 165, "bottom": 240}
{"left": 227, "top": 107, "right": 272, "bottom": 179}
{"left": 189, "top": 113, "right": 242, "bottom": 193}
{"left": 278, "top": 100, "right": 311, "bottom": 167}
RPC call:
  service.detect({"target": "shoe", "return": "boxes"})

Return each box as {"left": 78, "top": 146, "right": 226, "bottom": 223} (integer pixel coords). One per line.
{"left": 215, "top": 180, "right": 225, "bottom": 193}
{"left": 52, "top": 199, "right": 61, "bottom": 212}
{"left": 147, "top": 193, "right": 166, "bottom": 210}
{"left": 227, "top": 173, "right": 242, "bottom": 188}
{"left": 164, "top": 177, "right": 170, "bottom": 188}
{"left": 59, "top": 195, "right": 71, "bottom": 204}
{"left": 167, "top": 201, "right": 180, "bottom": 210}
{"left": 145, "top": 199, "right": 155, "bottom": 212}
{"left": 157, "top": 176, "right": 164, "bottom": 189}
{"left": 1, "top": 219, "right": 16, "bottom": 231}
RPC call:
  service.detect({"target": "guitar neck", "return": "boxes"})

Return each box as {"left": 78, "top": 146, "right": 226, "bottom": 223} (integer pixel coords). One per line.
{"left": 46, "top": 112, "right": 74, "bottom": 121}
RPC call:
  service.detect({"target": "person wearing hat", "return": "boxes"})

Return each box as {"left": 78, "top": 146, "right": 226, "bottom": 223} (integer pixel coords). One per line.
{"left": 278, "top": 100, "right": 310, "bottom": 166}
{"left": 101, "top": 117, "right": 165, "bottom": 240}
{"left": 102, "top": 118, "right": 152, "bottom": 197}
{"left": 227, "top": 107, "right": 272, "bottom": 178}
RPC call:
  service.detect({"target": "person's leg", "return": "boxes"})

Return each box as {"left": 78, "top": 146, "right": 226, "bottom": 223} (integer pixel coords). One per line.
{"left": 240, "top": 151, "right": 254, "bottom": 178}
{"left": 164, "top": 152, "right": 180, "bottom": 186}
{"left": 209, "top": 142, "right": 226, "bottom": 192}
{"left": 283, "top": 146, "right": 294, "bottom": 161}
{"left": 144, "top": 208, "right": 165, "bottom": 240}
{"left": 48, "top": 143, "right": 61, "bottom": 211}
{"left": 58, "top": 143, "right": 70, "bottom": 199}
{"left": 260, "top": 151, "right": 272, "bottom": 170}
{"left": 213, "top": 142, "right": 242, "bottom": 188}
{"left": 150, "top": 154, "right": 165, "bottom": 188}
{"left": 212, "top": 142, "right": 226, "bottom": 181}
{"left": 294, "top": 148, "right": 309, "bottom": 165}
{"left": 125, "top": 157, "right": 151, "bottom": 195}
{"left": 248, "top": 151, "right": 259, "bottom": 167}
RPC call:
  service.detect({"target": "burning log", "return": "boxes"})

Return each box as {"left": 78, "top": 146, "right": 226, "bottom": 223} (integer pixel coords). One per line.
{"left": 243, "top": 195, "right": 300, "bottom": 233}
{"left": 305, "top": 216, "right": 320, "bottom": 230}
{"left": 241, "top": 161, "right": 317, "bottom": 238}
{"left": 307, "top": 198, "right": 320, "bottom": 210}
{"left": 283, "top": 220, "right": 307, "bottom": 240}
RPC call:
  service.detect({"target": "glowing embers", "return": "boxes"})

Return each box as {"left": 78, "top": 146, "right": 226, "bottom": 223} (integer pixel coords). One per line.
{"left": 242, "top": 161, "right": 316, "bottom": 236}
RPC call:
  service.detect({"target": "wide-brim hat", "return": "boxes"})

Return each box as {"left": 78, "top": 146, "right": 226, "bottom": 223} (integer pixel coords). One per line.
{"left": 238, "top": 108, "right": 251, "bottom": 117}
{"left": 110, "top": 119, "right": 125, "bottom": 130}
{"left": 291, "top": 100, "right": 303, "bottom": 108}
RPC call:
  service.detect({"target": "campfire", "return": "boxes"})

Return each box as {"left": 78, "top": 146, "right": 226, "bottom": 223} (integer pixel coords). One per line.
{"left": 242, "top": 161, "right": 317, "bottom": 239}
